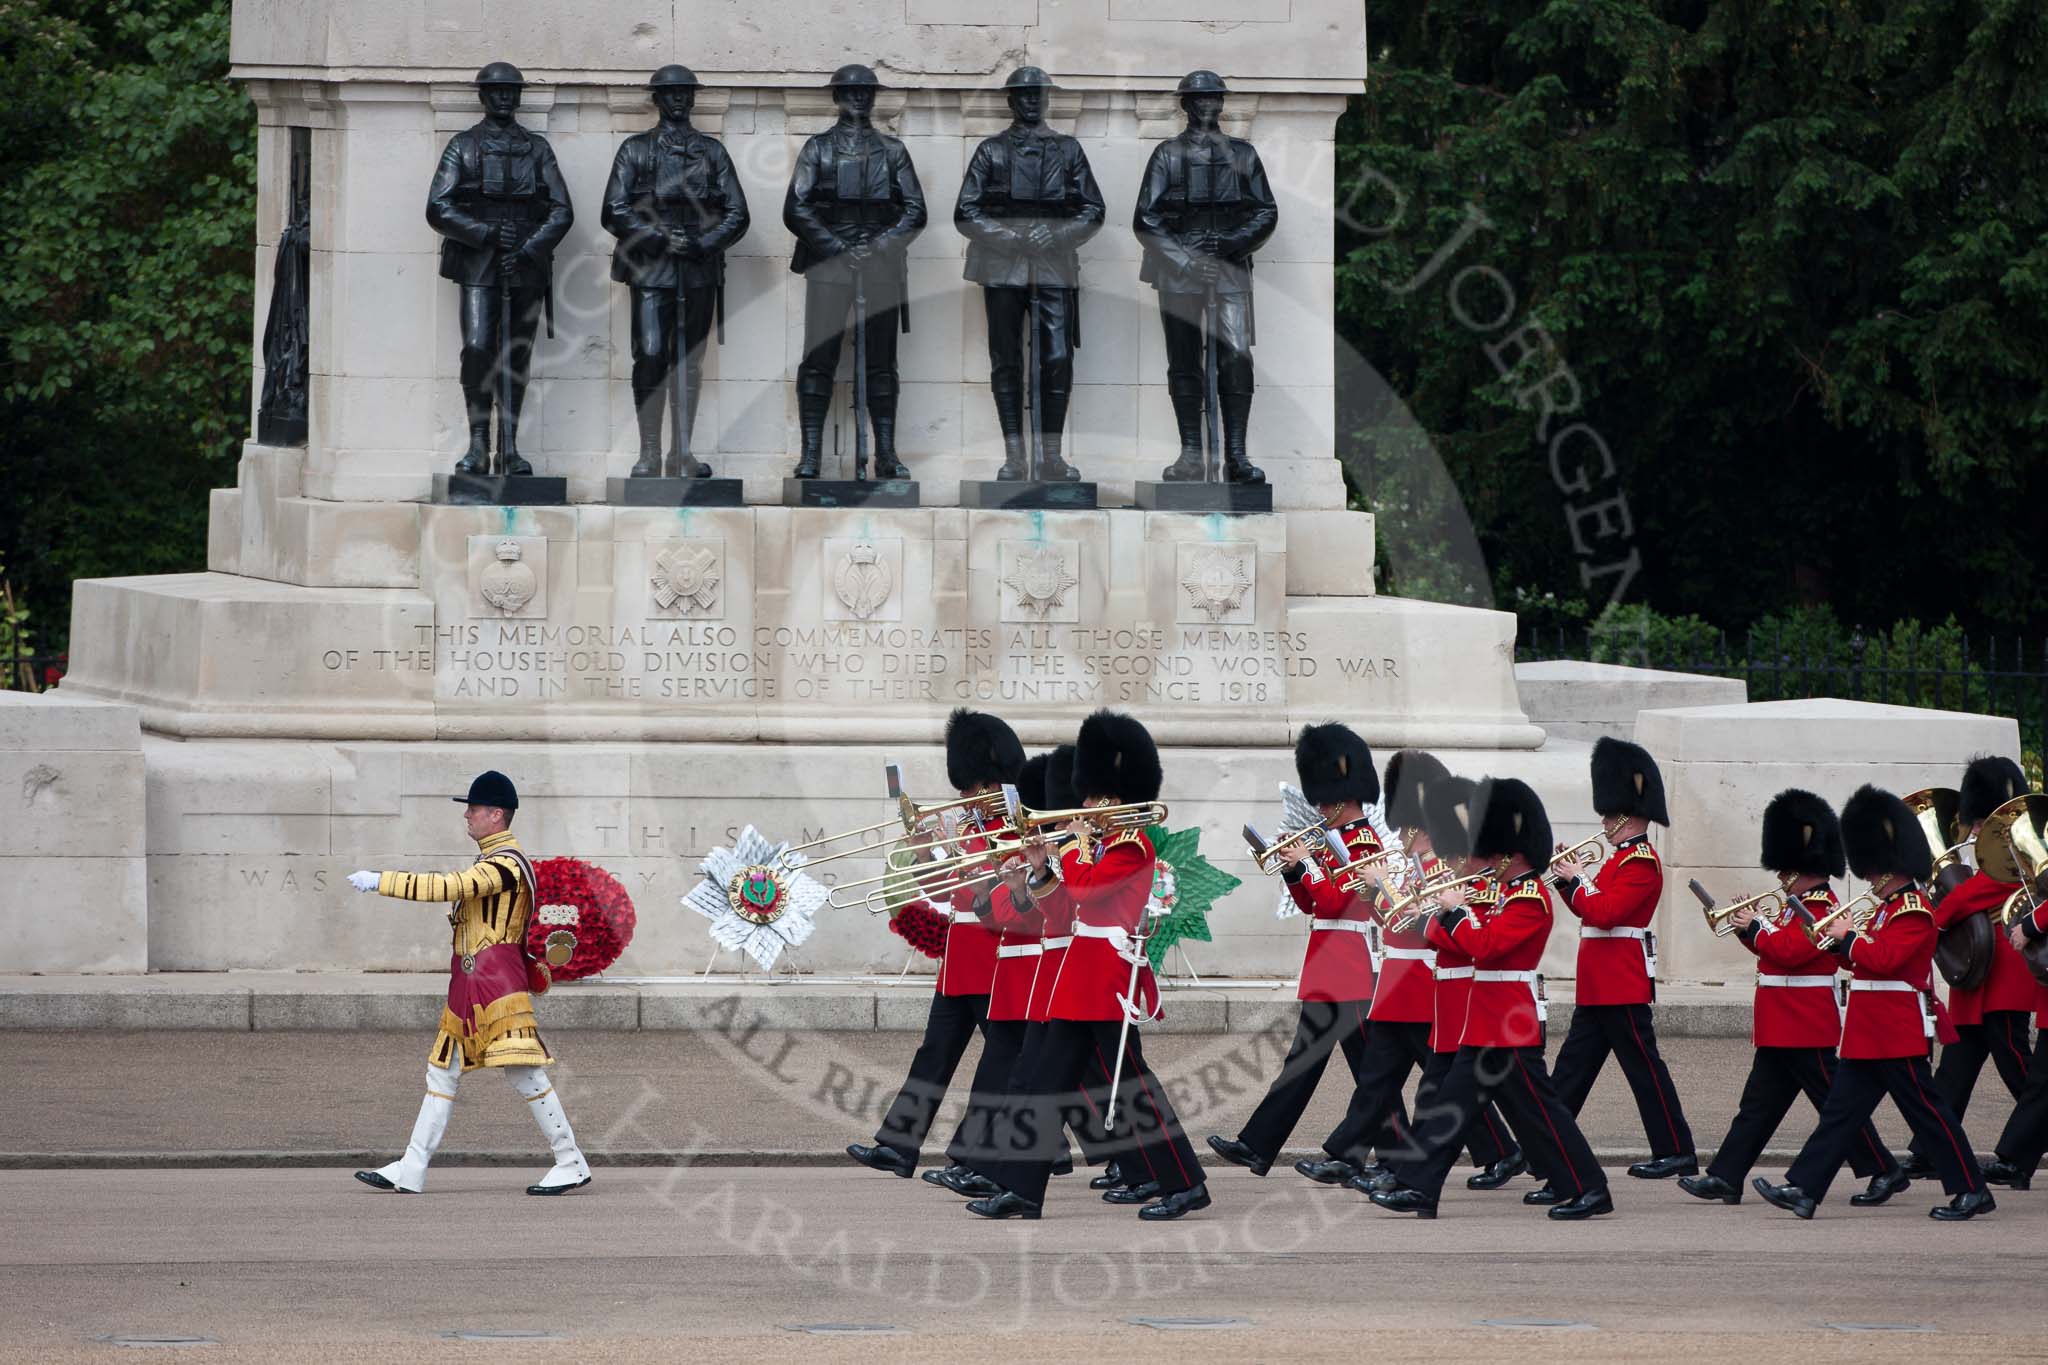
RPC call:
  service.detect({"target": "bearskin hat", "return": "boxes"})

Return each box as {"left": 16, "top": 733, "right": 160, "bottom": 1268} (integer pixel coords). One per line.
{"left": 1073, "top": 710, "right": 1162, "bottom": 804}
{"left": 1014, "top": 752, "right": 1051, "bottom": 814}
{"left": 1959, "top": 754, "right": 2030, "bottom": 827}
{"left": 1295, "top": 723, "right": 1379, "bottom": 808}
{"left": 1760, "top": 788, "right": 1846, "bottom": 879}
{"left": 1043, "top": 743, "right": 1078, "bottom": 810}
{"left": 1421, "top": 775, "right": 1477, "bottom": 863}
{"left": 1590, "top": 736, "right": 1669, "bottom": 825}
{"left": 1472, "top": 777, "right": 1554, "bottom": 869}
{"left": 944, "top": 708, "right": 1025, "bottom": 792}
{"left": 1841, "top": 784, "right": 1934, "bottom": 883}
{"left": 1384, "top": 750, "right": 1450, "bottom": 833}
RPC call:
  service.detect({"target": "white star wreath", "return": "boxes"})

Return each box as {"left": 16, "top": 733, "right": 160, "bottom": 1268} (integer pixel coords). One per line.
{"left": 682, "top": 826, "right": 826, "bottom": 971}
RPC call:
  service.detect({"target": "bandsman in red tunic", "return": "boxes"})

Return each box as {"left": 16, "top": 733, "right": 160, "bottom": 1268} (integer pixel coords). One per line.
{"left": 1905, "top": 755, "right": 2036, "bottom": 1181}
{"left": 1303, "top": 751, "right": 1524, "bottom": 1193}
{"left": 848, "top": 709, "right": 1024, "bottom": 1180}
{"left": 1371, "top": 778, "right": 1613, "bottom": 1220}
{"left": 1679, "top": 789, "right": 1905, "bottom": 1204}
{"left": 1539, "top": 738, "right": 1696, "bottom": 1197}
{"left": 348, "top": 771, "right": 591, "bottom": 1196}
{"left": 1755, "top": 785, "right": 1994, "bottom": 1220}
{"left": 968, "top": 710, "right": 1208, "bottom": 1221}
{"left": 1988, "top": 780, "right": 2048, "bottom": 1187}
{"left": 1207, "top": 724, "right": 1394, "bottom": 1181}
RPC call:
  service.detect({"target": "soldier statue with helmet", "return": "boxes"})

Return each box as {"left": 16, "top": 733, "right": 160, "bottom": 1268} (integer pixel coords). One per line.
{"left": 602, "top": 64, "right": 752, "bottom": 482}
{"left": 424, "top": 61, "right": 574, "bottom": 479}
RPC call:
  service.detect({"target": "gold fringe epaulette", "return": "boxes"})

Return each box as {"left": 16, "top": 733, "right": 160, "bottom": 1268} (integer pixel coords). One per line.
{"left": 1621, "top": 843, "right": 1660, "bottom": 865}
{"left": 1892, "top": 890, "right": 1932, "bottom": 918}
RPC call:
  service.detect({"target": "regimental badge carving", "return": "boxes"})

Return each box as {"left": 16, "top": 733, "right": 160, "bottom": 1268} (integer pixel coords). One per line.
{"left": 1000, "top": 541, "right": 1080, "bottom": 623}
{"left": 829, "top": 540, "right": 897, "bottom": 621}
{"left": 1177, "top": 543, "right": 1256, "bottom": 624}
{"left": 479, "top": 540, "right": 539, "bottom": 616}
{"left": 650, "top": 543, "right": 722, "bottom": 617}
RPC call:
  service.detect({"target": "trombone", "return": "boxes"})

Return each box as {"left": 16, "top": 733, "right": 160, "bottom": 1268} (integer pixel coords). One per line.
{"left": 1013, "top": 798, "right": 1169, "bottom": 839}
{"left": 778, "top": 761, "right": 1009, "bottom": 869}
{"left": 1243, "top": 815, "right": 1329, "bottom": 876}
{"left": 1547, "top": 833, "right": 1605, "bottom": 876}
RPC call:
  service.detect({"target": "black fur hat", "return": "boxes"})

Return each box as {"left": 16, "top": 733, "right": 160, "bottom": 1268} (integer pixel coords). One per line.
{"left": 945, "top": 708, "right": 1025, "bottom": 792}
{"left": 1590, "top": 736, "right": 1669, "bottom": 824}
{"left": 1073, "top": 710, "right": 1162, "bottom": 804}
{"left": 1959, "top": 754, "right": 2030, "bottom": 827}
{"left": 1384, "top": 750, "right": 1449, "bottom": 832}
{"left": 1295, "top": 723, "right": 1379, "bottom": 808}
{"left": 1760, "top": 788, "right": 1845, "bottom": 879}
{"left": 1472, "top": 777, "right": 1554, "bottom": 868}
{"left": 1043, "top": 743, "right": 1078, "bottom": 810}
{"left": 1841, "top": 784, "right": 1934, "bottom": 883}
{"left": 1421, "top": 775, "right": 1476, "bottom": 862}
{"left": 1015, "top": 752, "right": 1051, "bottom": 814}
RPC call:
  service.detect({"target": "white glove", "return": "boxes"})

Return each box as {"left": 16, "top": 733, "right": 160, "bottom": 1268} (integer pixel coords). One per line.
{"left": 347, "top": 870, "right": 380, "bottom": 893}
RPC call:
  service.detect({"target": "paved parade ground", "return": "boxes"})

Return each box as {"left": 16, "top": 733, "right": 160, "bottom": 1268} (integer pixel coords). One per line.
{"left": 4, "top": 1029, "right": 2040, "bottom": 1361}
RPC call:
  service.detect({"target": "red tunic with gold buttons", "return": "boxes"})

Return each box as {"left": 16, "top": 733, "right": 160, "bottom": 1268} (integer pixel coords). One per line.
{"left": 1837, "top": 888, "right": 1938, "bottom": 1060}
{"left": 1045, "top": 829, "right": 1158, "bottom": 1023}
{"left": 1561, "top": 836, "right": 1658, "bottom": 1006}
{"left": 1933, "top": 870, "right": 2042, "bottom": 1024}
{"left": 980, "top": 878, "right": 1044, "bottom": 1022}
{"left": 1026, "top": 879, "right": 1076, "bottom": 1024}
{"left": 1370, "top": 879, "right": 1437, "bottom": 1025}
{"left": 1738, "top": 886, "right": 1845, "bottom": 1049}
{"left": 1422, "top": 867, "right": 1491, "bottom": 1053}
{"left": 935, "top": 825, "right": 1002, "bottom": 997}
{"left": 1284, "top": 819, "right": 1382, "bottom": 1003}
{"left": 1445, "top": 872, "right": 1553, "bottom": 1049}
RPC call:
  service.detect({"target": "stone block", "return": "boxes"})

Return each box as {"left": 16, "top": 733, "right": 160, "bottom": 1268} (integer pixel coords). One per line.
{"left": 4, "top": 857, "right": 148, "bottom": 974}
{"left": 640, "top": 986, "right": 879, "bottom": 1032}
{"left": 1515, "top": 660, "right": 1747, "bottom": 745}
{"left": 1283, "top": 509, "right": 1374, "bottom": 597}
{"left": 0, "top": 977, "right": 249, "bottom": 1030}
{"left": 0, "top": 690, "right": 143, "bottom": 752}
{"left": 208, "top": 489, "right": 243, "bottom": 574}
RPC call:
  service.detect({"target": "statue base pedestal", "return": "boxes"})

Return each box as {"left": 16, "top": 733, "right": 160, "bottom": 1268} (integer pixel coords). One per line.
{"left": 606, "top": 477, "right": 745, "bottom": 508}
{"left": 433, "top": 473, "right": 569, "bottom": 507}
{"left": 781, "top": 478, "right": 921, "bottom": 509}
{"left": 1133, "top": 480, "right": 1274, "bottom": 515}
{"left": 958, "top": 480, "right": 1100, "bottom": 511}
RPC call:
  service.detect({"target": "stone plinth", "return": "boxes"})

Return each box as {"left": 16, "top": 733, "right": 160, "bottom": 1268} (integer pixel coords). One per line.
{"left": 1515, "top": 659, "right": 1748, "bottom": 744}
{"left": 0, "top": 693, "right": 148, "bottom": 972}
{"left": 1634, "top": 699, "right": 2024, "bottom": 983}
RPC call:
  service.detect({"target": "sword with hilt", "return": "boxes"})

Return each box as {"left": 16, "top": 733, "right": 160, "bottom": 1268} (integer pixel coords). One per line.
{"left": 1103, "top": 854, "right": 1162, "bottom": 1135}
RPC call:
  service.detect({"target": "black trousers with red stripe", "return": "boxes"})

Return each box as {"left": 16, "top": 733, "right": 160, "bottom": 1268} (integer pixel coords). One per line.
{"left": 1392, "top": 1044, "right": 1606, "bottom": 1202}
{"left": 1323, "top": 1022, "right": 1509, "bottom": 1172}
{"left": 1909, "top": 1011, "right": 2035, "bottom": 1162}
{"left": 1785, "top": 1053, "right": 1983, "bottom": 1201}
{"left": 947, "top": 1017, "right": 1030, "bottom": 1167}
{"left": 980, "top": 1018, "right": 1203, "bottom": 1207}
{"left": 1236, "top": 998, "right": 1373, "bottom": 1162}
{"left": 873, "top": 990, "right": 988, "bottom": 1158}
{"left": 1704, "top": 1046, "right": 1899, "bottom": 1185}
{"left": 1994, "top": 1025, "right": 2048, "bottom": 1175}
{"left": 1552, "top": 1002, "right": 1694, "bottom": 1159}
{"left": 954, "top": 1019, "right": 1113, "bottom": 1180}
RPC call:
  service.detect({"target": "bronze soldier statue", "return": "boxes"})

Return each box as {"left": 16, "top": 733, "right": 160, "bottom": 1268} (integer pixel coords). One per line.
{"left": 602, "top": 64, "right": 751, "bottom": 479}
{"left": 425, "top": 62, "right": 574, "bottom": 477}
{"left": 1133, "top": 70, "right": 1277, "bottom": 485}
{"left": 955, "top": 67, "right": 1105, "bottom": 483}
{"left": 784, "top": 64, "right": 927, "bottom": 480}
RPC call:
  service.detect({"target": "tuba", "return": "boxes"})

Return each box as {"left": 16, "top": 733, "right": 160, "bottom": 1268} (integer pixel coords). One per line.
{"left": 1978, "top": 795, "right": 2048, "bottom": 988}
{"left": 1911, "top": 787, "right": 1989, "bottom": 990}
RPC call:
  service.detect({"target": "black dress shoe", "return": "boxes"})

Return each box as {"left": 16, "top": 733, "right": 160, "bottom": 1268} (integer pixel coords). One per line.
{"left": 1348, "top": 1169, "right": 1400, "bottom": 1196}
{"left": 1466, "top": 1148, "right": 1528, "bottom": 1190}
{"left": 1898, "top": 1152, "right": 1937, "bottom": 1180}
{"left": 1848, "top": 1168, "right": 1912, "bottom": 1207}
{"left": 1930, "top": 1189, "right": 1996, "bottom": 1221}
{"left": 1205, "top": 1134, "right": 1271, "bottom": 1176}
{"left": 846, "top": 1142, "right": 915, "bottom": 1178}
{"left": 1547, "top": 1188, "right": 1614, "bottom": 1220}
{"left": 1982, "top": 1159, "right": 2032, "bottom": 1190}
{"left": 1368, "top": 1186, "right": 1438, "bottom": 1219}
{"left": 966, "top": 1191, "right": 1041, "bottom": 1220}
{"left": 1138, "top": 1183, "right": 1211, "bottom": 1221}
{"left": 1522, "top": 1186, "right": 1561, "bottom": 1206}
{"left": 1628, "top": 1153, "right": 1699, "bottom": 1180}
{"left": 1051, "top": 1152, "right": 1075, "bottom": 1177}
{"left": 933, "top": 1167, "right": 1000, "bottom": 1198}
{"left": 921, "top": 1163, "right": 968, "bottom": 1188}
{"left": 353, "top": 1170, "right": 401, "bottom": 1191}
{"left": 1678, "top": 1173, "right": 1742, "bottom": 1204}
{"left": 1752, "top": 1177, "right": 1817, "bottom": 1220}
{"left": 1103, "top": 1181, "right": 1163, "bottom": 1205}
{"left": 1088, "top": 1161, "right": 1123, "bottom": 1191}
{"left": 1294, "top": 1157, "right": 1359, "bottom": 1185}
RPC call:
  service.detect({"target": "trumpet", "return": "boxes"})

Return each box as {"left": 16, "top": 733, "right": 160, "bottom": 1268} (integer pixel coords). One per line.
{"left": 1243, "top": 816, "right": 1329, "bottom": 876}
{"left": 1547, "top": 833, "right": 1605, "bottom": 876}
{"left": 1808, "top": 890, "right": 1880, "bottom": 951}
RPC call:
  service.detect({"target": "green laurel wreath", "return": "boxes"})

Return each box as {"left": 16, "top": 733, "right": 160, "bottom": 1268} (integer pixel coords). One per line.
{"left": 1143, "top": 825, "right": 1242, "bottom": 971}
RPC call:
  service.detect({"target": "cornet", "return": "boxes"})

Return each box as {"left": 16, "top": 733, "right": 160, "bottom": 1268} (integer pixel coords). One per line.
{"left": 1382, "top": 866, "right": 1494, "bottom": 932}
{"left": 1316, "top": 828, "right": 1407, "bottom": 899}
{"left": 1243, "top": 815, "right": 1329, "bottom": 876}
{"left": 1702, "top": 887, "right": 1789, "bottom": 937}
{"left": 1548, "top": 833, "right": 1605, "bottom": 876}
{"left": 1808, "top": 890, "right": 1880, "bottom": 951}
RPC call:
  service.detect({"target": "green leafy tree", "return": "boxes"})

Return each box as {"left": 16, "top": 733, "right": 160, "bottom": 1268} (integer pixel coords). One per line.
{"left": 1337, "top": 0, "right": 2048, "bottom": 636}
{"left": 0, "top": 0, "right": 252, "bottom": 652}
